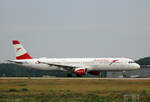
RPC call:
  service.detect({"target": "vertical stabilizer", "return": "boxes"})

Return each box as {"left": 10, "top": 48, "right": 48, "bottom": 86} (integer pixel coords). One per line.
{"left": 12, "top": 40, "right": 32, "bottom": 60}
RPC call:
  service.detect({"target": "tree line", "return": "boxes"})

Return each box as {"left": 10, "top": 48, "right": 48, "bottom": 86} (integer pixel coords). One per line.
{"left": 0, "top": 63, "right": 67, "bottom": 77}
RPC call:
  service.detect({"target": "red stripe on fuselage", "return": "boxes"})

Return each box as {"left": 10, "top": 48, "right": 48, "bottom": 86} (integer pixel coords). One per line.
{"left": 16, "top": 53, "right": 32, "bottom": 60}
{"left": 13, "top": 40, "right": 20, "bottom": 45}
{"left": 112, "top": 60, "right": 118, "bottom": 63}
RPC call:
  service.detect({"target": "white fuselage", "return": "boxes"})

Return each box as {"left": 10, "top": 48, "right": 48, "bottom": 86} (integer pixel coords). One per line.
{"left": 12, "top": 58, "right": 140, "bottom": 72}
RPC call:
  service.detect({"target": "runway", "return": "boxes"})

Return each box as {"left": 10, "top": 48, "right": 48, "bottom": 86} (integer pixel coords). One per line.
{"left": 0, "top": 77, "right": 150, "bottom": 80}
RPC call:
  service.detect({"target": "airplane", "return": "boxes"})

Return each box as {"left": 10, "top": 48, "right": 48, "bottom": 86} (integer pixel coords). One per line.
{"left": 8, "top": 40, "right": 140, "bottom": 77}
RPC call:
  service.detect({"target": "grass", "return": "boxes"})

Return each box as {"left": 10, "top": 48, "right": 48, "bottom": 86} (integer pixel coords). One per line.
{"left": 0, "top": 79, "right": 149, "bottom": 102}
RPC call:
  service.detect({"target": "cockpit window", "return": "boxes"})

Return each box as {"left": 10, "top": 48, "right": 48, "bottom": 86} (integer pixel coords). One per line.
{"left": 128, "top": 61, "right": 135, "bottom": 64}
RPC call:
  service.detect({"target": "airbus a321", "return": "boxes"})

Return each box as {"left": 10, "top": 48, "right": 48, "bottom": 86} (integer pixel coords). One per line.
{"left": 8, "top": 40, "right": 140, "bottom": 77}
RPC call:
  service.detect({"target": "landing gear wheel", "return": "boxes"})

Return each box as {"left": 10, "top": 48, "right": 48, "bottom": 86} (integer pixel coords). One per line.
{"left": 76, "top": 74, "right": 82, "bottom": 77}
{"left": 122, "top": 71, "right": 127, "bottom": 78}
{"left": 67, "top": 73, "right": 72, "bottom": 77}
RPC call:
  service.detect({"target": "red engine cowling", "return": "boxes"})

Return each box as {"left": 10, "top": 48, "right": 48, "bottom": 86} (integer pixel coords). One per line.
{"left": 74, "top": 68, "right": 86, "bottom": 75}
{"left": 89, "top": 71, "right": 100, "bottom": 75}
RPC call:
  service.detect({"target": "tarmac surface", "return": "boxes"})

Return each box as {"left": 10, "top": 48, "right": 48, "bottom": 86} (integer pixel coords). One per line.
{"left": 0, "top": 77, "right": 150, "bottom": 80}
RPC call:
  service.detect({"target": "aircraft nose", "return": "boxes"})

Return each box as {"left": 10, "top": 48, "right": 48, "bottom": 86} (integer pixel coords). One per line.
{"left": 134, "top": 63, "right": 140, "bottom": 69}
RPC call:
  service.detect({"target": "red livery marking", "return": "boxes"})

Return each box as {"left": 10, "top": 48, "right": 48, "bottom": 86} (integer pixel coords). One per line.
{"left": 13, "top": 40, "right": 20, "bottom": 45}
{"left": 16, "top": 48, "right": 21, "bottom": 52}
{"left": 112, "top": 60, "right": 118, "bottom": 63}
{"left": 16, "top": 53, "right": 32, "bottom": 60}
{"left": 37, "top": 61, "right": 40, "bottom": 64}
{"left": 94, "top": 59, "right": 109, "bottom": 62}
{"left": 75, "top": 68, "right": 85, "bottom": 75}
{"left": 110, "top": 59, "right": 119, "bottom": 65}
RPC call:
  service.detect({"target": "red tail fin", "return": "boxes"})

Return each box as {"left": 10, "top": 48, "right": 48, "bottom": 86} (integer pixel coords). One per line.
{"left": 12, "top": 40, "right": 32, "bottom": 60}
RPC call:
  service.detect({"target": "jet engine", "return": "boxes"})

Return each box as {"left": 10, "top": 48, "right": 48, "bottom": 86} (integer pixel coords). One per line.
{"left": 74, "top": 68, "right": 86, "bottom": 75}
{"left": 89, "top": 71, "right": 100, "bottom": 75}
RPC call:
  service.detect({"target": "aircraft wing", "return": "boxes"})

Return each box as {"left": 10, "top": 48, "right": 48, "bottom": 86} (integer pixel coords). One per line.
{"left": 7, "top": 60, "right": 23, "bottom": 64}
{"left": 40, "top": 62, "right": 77, "bottom": 71}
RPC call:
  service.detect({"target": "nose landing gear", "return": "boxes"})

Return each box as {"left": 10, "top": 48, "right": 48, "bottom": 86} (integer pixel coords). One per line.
{"left": 122, "top": 71, "right": 127, "bottom": 78}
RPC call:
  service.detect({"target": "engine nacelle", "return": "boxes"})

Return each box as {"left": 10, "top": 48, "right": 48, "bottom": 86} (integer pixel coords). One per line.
{"left": 74, "top": 68, "right": 86, "bottom": 75}
{"left": 89, "top": 71, "right": 100, "bottom": 75}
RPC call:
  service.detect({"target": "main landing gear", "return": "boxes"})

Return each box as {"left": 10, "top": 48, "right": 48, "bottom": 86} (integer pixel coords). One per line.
{"left": 67, "top": 73, "right": 82, "bottom": 77}
{"left": 76, "top": 74, "right": 82, "bottom": 77}
{"left": 67, "top": 73, "right": 73, "bottom": 77}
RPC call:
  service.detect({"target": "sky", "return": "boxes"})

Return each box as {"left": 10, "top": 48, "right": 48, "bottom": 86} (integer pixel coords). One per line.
{"left": 0, "top": 0, "right": 150, "bottom": 62}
